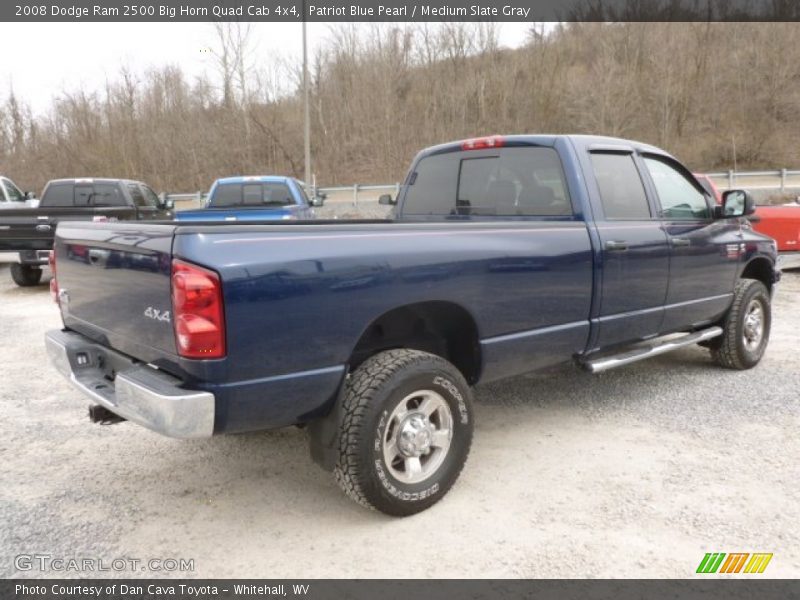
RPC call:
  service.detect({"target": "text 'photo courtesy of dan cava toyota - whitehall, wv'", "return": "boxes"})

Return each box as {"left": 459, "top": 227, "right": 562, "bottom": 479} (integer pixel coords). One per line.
{"left": 1, "top": 0, "right": 799, "bottom": 597}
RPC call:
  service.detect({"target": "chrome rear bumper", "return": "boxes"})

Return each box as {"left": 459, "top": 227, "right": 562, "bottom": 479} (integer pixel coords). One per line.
{"left": 45, "top": 329, "right": 215, "bottom": 438}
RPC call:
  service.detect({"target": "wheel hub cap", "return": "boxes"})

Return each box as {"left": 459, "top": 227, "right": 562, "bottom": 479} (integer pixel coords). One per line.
{"left": 743, "top": 300, "right": 764, "bottom": 350}
{"left": 382, "top": 389, "right": 454, "bottom": 484}
{"left": 398, "top": 415, "right": 433, "bottom": 457}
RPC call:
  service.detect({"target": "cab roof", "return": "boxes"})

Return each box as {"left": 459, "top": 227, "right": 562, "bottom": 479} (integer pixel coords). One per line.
{"left": 213, "top": 175, "right": 296, "bottom": 185}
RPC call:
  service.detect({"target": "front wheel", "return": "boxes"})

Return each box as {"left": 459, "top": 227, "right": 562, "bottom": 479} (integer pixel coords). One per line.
{"left": 711, "top": 279, "right": 771, "bottom": 370}
{"left": 10, "top": 263, "right": 43, "bottom": 287}
{"left": 334, "top": 349, "right": 473, "bottom": 516}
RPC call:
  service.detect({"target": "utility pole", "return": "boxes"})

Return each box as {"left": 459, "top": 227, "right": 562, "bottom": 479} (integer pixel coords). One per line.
{"left": 302, "top": 17, "right": 311, "bottom": 191}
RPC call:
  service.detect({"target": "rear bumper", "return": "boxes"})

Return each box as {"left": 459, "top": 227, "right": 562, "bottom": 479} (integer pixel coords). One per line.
{"left": 778, "top": 252, "right": 800, "bottom": 271}
{"left": 45, "top": 329, "right": 215, "bottom": 438}
{"left": 0, "top": 250, "right": 49, "bottom": 265}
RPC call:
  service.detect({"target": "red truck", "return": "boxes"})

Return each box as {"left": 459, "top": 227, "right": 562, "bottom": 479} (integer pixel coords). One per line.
{"left": 752, "top": 203, "right": 800, "bottom": 269}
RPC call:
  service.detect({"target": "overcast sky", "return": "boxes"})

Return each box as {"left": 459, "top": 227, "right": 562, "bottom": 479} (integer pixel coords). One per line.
{"left": 0, "top": 22, "right": 534, "bottom": 115}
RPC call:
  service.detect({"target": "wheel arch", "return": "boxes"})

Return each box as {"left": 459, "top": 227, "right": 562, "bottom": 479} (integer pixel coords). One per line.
{"left": 348, "top": 300, "right": 482, "bottom": 385}
{"left": 741, "top": 256, "right": 776, "bottom": 293}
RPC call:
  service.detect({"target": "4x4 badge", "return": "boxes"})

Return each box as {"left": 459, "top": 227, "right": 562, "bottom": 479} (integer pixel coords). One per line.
{"left": 144, "top": 307, "right": 170, "bottom": 323}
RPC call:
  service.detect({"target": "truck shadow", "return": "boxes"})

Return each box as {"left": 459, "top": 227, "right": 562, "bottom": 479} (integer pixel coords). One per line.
{"left": 100, "top": 344, "right": 746, "bottom": 526}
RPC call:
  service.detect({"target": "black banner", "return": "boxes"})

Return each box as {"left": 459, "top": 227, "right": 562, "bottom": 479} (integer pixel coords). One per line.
{"left": 3, "top": 580, "right": 800, "bottom": 600}
{"left": 3, "top": 0, "right": 800, "bottom": 22}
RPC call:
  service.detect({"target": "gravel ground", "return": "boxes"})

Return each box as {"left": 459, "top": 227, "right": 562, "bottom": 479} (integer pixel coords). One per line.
{"left": 0, "top": 263, "right": 798, "bottom": 579}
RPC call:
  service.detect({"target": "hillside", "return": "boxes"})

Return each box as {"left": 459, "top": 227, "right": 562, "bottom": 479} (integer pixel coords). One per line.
{"left": 1, "top": 22, "right": 800, "bottom": 193}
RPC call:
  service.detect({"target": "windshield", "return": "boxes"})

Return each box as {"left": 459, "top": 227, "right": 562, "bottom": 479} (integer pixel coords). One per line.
{"left": 3, "top": 178, "right": 25, "bottom": 201}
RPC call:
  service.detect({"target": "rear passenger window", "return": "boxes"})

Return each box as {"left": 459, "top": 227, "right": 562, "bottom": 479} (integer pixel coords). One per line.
{"left": 263, "top": 183, "right": 292, "bottom": 206}
{"left": 212, "top": 184, "right": 241, "bottom": 207}
{"left": 402, "top": 154, "right": 458, "bottom": 216}
{"left": 213, "top": 182, "right": 294, "bottom": 207}
{"left": 41, "top": 184, "right": 74, "bottom": 207}
{"left": 74, "top": 185, "right": 94, "bottom": 207}
{"left": 91, "top": 184, "right": 126, "bottom": 207}
{"left": 242, "top": 184, "right": 262, "bottom": 205}
{"left": 403, "top": 147, "right": 572, "bottom": 217}
{"left": 590, "top": 153, "right": 651, "bottom": 220}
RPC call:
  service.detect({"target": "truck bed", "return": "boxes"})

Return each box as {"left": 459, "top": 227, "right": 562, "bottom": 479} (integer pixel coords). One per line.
{"left": 53, "top": 218, "right": 594, "bottom": 433}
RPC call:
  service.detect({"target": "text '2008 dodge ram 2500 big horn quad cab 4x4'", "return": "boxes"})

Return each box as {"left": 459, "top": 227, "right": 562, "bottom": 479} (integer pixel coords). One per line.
{"left": 45, "top": 135, "right": 779, "bottom": 516}
{"left": 0, "top": 178, "right": 173, "bottom": 287}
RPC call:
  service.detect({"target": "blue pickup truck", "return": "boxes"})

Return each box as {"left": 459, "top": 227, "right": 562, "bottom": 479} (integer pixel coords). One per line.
{"left": 174, "top": 176, "right": 322, "bottom": 222}
{"left": 45, "top": 135, "right": 778, "bottom": 516}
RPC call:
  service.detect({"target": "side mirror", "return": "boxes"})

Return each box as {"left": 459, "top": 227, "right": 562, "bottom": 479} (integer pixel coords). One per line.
{"left": 311, "top": 196, "right": 325, "bottom": 207}
{"left": 24, "top": 191, "right": 33, "bottom": 200}
{"left": 378, "top": 194, "right": 396, "bottom": 206}
{"left": 718, "top": 189, "right": 755, "bottom": 218}
{"left": 159, "top": 195, "right": 174, "bottom": 210}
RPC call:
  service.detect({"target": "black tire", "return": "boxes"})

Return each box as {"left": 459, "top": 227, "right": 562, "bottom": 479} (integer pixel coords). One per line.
{"left": 710, "top": 279, "right": 771, "bottom": 370}
{"left": 10, "top": 263, "right": 43, "bottom": 287}
{"left": 334, "top": 349, "right": 473, "bottom": 516}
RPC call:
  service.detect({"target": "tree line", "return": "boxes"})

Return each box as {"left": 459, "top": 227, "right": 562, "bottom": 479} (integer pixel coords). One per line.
{"left": 1, "top": 22, "right": 799, "bottom": 194}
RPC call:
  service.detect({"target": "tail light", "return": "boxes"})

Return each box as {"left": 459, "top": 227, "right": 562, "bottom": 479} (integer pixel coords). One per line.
{"left": 171, "top": 259, "right": 226, "bottom": 359}
{"left": 49, "top": 250, "right": 58, "bottom": 304}
{"left": 461, "top": 135, "right": 505, "bottom": 151}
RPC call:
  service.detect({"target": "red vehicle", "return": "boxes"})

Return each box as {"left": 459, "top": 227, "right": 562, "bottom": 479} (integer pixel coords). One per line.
{"left": 752, "top": 203, "right": 800, "bottom": 269}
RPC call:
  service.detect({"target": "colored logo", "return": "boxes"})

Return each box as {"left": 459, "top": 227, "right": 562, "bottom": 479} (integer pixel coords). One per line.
{"left": 696, "top": 553, "right": 773, "bottom": 574}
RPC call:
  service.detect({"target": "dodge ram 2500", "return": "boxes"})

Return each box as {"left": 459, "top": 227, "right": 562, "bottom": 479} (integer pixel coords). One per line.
{"left": 45, "top": 135, "right": 779, "bottom": 516}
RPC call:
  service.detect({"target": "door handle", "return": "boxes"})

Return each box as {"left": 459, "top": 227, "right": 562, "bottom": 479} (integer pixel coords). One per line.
{"left": 605, "top": 240, "right": 628, "bottom": 252}
{"left": 671, "top": 237, "right": 691, "bottom": 247}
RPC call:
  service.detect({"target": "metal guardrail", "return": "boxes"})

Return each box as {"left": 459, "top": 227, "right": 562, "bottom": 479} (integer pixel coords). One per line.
{"left": 705, "top": 170, "right": 800, "bottom": 192}
{"left": 163, "top": 184, "right": 401, "bottom": 210}
{"left": 316, "top": 183, "right": 400, "bottom": 207}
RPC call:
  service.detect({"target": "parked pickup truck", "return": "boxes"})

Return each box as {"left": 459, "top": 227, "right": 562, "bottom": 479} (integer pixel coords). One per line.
{"left": 45, "top": 135, "right": 779, "bottom": 516}
{"left": 0, "top": 178, "right": 173, "bottom": 286}
{"left": 174, "top": 176, "right": 323, "bottom": 222}
{"left": 751, "top": 203, "right": 800, "bottom": 269}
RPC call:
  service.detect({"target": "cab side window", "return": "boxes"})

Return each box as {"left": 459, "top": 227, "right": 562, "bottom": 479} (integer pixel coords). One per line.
{"left": 128, "top": 184, "right": 146, "bottom": 207}
{"left": 590, "top": 153, "right": 651, "bottom": 220}
{"left": 644, "top": 157, "right": 711, "bottom": 220}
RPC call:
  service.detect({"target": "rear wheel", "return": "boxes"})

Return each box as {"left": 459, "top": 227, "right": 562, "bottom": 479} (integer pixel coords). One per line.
{"left": 710, "top": 279, "right": 771, "bottom": 370}
{"left": 10, "top": 263, "right": 43, "bottom": 287}
{"left": 334, "top": 349, "right": 473, "bottom": 516}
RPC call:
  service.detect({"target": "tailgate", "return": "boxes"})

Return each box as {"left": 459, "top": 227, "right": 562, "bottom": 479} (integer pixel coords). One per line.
{"left": 0, "top": 210, "right": 53, "bottom": 251}
{"left": 54, "top": 221, "right": 180, "bottom": 364}
{"left": 175, "top": 207, "right": 293, "bottom": 222}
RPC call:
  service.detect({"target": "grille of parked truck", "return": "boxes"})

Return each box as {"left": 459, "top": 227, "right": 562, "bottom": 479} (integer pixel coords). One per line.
{"left": 44, "top": 135, "right": 779, "bottom": 516}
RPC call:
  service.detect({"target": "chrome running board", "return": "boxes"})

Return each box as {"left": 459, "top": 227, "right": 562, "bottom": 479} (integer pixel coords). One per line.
{"left": 583, "top": 327, "right": 723, "bottom": 374}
